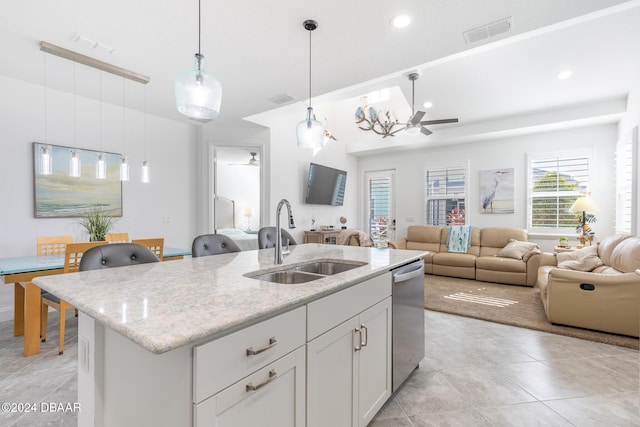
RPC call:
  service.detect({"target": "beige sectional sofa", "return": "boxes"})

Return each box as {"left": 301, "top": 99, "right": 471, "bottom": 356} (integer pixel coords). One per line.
{"left": 390, "top": 225, "right": 541, "bottom": 286}
{"left": 537, "top": 234, "right": 640, "bottom": 337}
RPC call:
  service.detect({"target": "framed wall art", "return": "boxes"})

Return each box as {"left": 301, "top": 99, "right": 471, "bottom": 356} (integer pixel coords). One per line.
{"left": 33, "top": 142, "right": 123, "bottom": 218}
{"left": 479, "top": 168, "right": 514, "bottom": 214}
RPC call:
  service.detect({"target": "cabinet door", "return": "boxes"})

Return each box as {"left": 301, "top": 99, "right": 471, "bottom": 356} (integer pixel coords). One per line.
{"left": 306, "top": 316, "right": 359, "bottom": 427}
{"left": 194, "top": 346, "right": 305, "bottom": 427}
{"left": 357, "top": 297, "right": 392, "bottom": 426}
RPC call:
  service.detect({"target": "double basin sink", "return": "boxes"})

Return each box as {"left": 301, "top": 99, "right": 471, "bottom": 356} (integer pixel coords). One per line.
{"left": 246, "top": 259, "right": 367, "bottom": 284}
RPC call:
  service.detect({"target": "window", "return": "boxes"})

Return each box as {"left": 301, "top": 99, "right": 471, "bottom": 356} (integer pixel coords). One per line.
{"left": 365, "top": 170, "right": 395, "bottom": 247}
{"left": 616, "top": 127, "right": 638, "bottom": 234}
{"left": 424, "top": 162, "right": 468, "bottom": 226}
{"left": 527, "top": 152, "right": 590, "bottom": 233}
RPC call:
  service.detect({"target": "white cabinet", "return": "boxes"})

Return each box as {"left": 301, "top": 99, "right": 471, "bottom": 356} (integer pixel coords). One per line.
{"left": 193, "top": 307, "right": 307, "bottom": 427}
{"left": 307, "top": 274, "right": 392, "bottom": 427}
{"left": 194, "top": 346, "right": 306, "bottom": 427}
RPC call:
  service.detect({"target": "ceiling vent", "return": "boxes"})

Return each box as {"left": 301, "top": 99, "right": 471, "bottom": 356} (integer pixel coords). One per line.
{"left": 463, "top": 17, "right": 512, "bottom": 44}
{"left": 268, "top": 93, "right": 296, "bottom": 105}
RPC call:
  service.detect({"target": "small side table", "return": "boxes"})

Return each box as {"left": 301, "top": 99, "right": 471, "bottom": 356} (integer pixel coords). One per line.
{"left": 554, "top": 246, "right": 577, "bottom": 253}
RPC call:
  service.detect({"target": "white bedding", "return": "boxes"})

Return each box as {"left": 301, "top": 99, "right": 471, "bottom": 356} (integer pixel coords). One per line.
{"left": 217, "top": 228, "right": 259, "bottom": 251}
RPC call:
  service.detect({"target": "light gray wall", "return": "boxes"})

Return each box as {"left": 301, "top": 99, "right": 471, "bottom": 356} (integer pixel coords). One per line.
{"left": 0, "top": 74, "right": 197, "bottom": 321}
{"left": 358, "top": 124, "right": 618, "bottom": 252}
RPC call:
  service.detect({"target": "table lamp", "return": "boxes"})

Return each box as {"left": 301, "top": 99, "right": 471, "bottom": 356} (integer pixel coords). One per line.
{"left": 243, "top": 208, "right": 253, "bottom": 231}
{"left": 569, "top": 194, "right": 598, "bottom": 246}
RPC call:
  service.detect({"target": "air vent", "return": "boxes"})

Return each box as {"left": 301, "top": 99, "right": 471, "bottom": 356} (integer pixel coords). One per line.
{"left": 268, "top": 93, "right": 296, "bottom": 105}
{"left": 463, "top": 17, "right": 512, "bottom": 44}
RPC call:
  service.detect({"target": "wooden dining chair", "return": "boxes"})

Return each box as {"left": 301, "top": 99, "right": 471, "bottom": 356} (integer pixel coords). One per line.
{"left": 40, "top": 241, "right": 107, "bottom": 355}
{"left": 36, "top": 235, "right": 74, "bottom": 256}
{"left": 131, "top": 238, "right": 164, "bottom": 261}
{"left": 105, "top": 232, "right": 130, "bottom": 243}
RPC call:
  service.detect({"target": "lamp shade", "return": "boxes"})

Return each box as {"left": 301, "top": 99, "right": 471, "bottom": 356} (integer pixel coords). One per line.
{"left": 175, "top": 54, "right": 221, "bottom": 123}
{"left": 569, "top": 195, "right": 599, "bottom": 212}
{"left": 296, "top": 107, "right": 324, "bottom": 149}
{"left": 243, "top": 208, "right": 253, "bottom": 217}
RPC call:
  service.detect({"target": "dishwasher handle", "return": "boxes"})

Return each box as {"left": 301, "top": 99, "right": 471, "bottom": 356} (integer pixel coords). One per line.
{"left": 393, "top": 262, "right": 424, "bottom": 283}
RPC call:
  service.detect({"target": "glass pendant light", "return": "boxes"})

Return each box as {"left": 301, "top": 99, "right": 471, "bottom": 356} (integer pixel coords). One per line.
{"left": 296, "top": 19, "right": 324, "bottom": 149}
{"left": 70, "top": 64, "right": 81, "bottom": 177}
{"left": 175, "top": 0, "right": 222, "bottom": 123}
{"left": 40, "top": 146, "right": 53, "bottom": 175}
{"left": 39, "top": 55, "right": 53, "bottom": 175}
{"left": 141, "top": 85, "right": 150, "bottom": 183}
{"left": 119, "top": 78, "right": 130, "bottom": 181}
{"left": 120, "top": 157, "right": 130, "bottom": 181}
{"left": 70, "top": 150, "right": 81, "bottom": 177}
{"left": 141, "top": 160, "right": 150, "bottom": 183}
{"left": 96, "top": 153, "right": 107, "bottom": 179}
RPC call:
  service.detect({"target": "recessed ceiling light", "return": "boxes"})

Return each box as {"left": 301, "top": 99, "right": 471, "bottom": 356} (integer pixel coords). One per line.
{"left": 423, "top": 101, "right": 433, "bottom": 109}
{"left": 557, "top": 70, "right": 573, "bottom": 80}
{"left": 391, "top": 14, "right": 411, "bottom": 29}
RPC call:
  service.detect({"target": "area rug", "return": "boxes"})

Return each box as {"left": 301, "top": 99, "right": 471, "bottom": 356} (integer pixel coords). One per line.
{"left": 424, "top": 275, "right": 639, "bottom": 350}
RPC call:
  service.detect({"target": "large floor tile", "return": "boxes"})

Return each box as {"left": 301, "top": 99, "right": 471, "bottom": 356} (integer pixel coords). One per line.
{"left": 395, "top": 370, "right": 470, "bottom": 416}
{"left": 544, "top": 391, "right": 640, "bottom": 427}
{"left": 409, "top": 409, "right": 493, "bottom": 427}
{"left": 478, "top": 401, "right": 573, "bottom": 426}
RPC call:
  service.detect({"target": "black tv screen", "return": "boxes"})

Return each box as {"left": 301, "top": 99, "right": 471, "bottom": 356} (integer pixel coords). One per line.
{"left": 305, "top": 163, "right": 347, "bottom": 206}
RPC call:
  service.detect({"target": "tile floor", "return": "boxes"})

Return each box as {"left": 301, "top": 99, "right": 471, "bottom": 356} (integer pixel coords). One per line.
{"left": 371, "top": 311, "right": 640, "bottom": 427}
{"left": 1, "top": 310, "right": 638, "bottom": 426}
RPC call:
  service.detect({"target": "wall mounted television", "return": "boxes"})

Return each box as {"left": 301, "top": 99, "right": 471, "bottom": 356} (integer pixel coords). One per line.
{"left": 305, "top": 162, "right": 347, "bottom": 206}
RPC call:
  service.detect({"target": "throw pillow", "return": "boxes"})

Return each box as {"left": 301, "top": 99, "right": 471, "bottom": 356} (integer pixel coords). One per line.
{"left": 496, "top": 239, "right": 539, "bottom": 260}
{"left": 556, "top": 245, "right": 604, "bottom": 271}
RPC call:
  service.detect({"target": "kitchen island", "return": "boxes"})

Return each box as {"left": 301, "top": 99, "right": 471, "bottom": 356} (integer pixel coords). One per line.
{"left": 34, "top": 243, "right": 426, "bottom": 427}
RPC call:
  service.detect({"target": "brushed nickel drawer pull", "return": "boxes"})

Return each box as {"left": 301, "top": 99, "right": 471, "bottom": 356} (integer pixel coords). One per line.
{"left": 246, "top": 369, "right": 277, "bottom": 392}
{"left": 361, "top": 324, "right": 368, "bottom": 348}
{"left": 246, "top": 337, "right": 277, "bottom": 356}
{"left": 354, "top": 327, "right": 362, "bottom": 352}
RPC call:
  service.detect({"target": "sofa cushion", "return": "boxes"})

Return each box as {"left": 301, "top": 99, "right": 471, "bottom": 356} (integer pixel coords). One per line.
{"left": 479, "top": 227, "right": 528, "bottom": 256}
{"left": 407, "top": 225, "right": 443, "bottom": 244}
{"left": 556, "top": 245, "right": 604, "bottom": 271}
{"left": 495, "top": 239, "right": 539, "bottom": 260}
{"left": 597, "top": 234, "right": 630, "bottom": 265}
{"left": 432, "top": 252, "right": 476, "bottom": 268}
{"left": 476, "top": 256, "right": 527, "bottom": 273}
{"left": 407, "top": 241, "right": 440, "bottom": 253}
{"left": 609, "top": 236, "right": 640, "bottom": 273}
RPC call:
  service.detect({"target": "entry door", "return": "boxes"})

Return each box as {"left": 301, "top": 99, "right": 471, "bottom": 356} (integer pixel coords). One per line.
{"left": 364, "top": 170, "right": 395, "bottom": 247}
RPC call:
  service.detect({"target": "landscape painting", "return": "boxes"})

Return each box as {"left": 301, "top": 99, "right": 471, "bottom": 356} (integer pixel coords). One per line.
{"left": 480, "top": 168, "right": 514, "bottom": 214}
{"left": 33, "top": 142, "right": 122, "bottom": 218}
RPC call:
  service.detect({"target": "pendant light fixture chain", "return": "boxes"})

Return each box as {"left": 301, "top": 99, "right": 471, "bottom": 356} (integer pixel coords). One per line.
{"left": 303, "top": 20, "right": 317, "bottom": 109}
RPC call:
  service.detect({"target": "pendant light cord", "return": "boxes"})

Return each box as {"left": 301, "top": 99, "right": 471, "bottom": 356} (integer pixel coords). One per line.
{"left": 43, "top": 54, "right": 48, "bottom": 144}
{"left": 308, "top": 28, "right": 312, "bottom": 109}
{"left": 198, "top": 0, "right": 201, "bottom": 55}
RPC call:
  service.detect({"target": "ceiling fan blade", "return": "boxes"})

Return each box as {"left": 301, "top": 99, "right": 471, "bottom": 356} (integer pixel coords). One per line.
{"left": 389, "top": 125, "right": 407, "bottom": 136}
{"left": 420, "top": 127, "right": 433, "bottom": 136}
{"left": 410, "top": 111, "right": 425, "bottom": 124}
{"left": 419, "top": 118, "right": 459, "bottom": 125}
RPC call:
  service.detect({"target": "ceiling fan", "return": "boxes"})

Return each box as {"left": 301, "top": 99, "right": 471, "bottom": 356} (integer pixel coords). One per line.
{"left": 391, "top": 72, "right": 459, "bottom": 136}
{"left": 228, "top": 152, "right": 260, "bottom": 167}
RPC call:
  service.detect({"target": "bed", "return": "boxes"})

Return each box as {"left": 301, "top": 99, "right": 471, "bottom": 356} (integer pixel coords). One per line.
{"left": 214, "top": 197, "right": 259, "bottom": 251}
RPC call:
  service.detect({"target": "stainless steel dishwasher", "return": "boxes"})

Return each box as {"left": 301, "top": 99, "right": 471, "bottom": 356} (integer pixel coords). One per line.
{"left": 391, "top": 259, "right": 425, "bottom": 392}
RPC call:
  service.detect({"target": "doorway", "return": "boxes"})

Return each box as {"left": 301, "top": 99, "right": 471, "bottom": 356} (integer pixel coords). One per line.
{"left": 212, "top": 146, "right": 262, "bottom": 232}
{"left": 364, "top": 169, "right": 396, "bottom": 247}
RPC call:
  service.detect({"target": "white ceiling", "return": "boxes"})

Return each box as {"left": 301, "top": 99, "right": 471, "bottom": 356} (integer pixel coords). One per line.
{"left": 2, "top": 0, "right": 639, "bottom": 154}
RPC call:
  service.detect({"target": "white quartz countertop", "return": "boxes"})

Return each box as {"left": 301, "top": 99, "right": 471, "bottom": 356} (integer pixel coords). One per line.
{"left": 34, "top": 244, "right": 425, "bottom": 354}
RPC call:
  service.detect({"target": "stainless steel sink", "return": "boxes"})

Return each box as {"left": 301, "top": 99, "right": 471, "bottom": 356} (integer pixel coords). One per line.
{"left": 246, "top": 259, "right": 368, "bottom": 284}
{"left": 293, "top": 261, "right": 366, "bottom": 275}
{"left": 250, "top": 270, "right": 323, "bottom": 284}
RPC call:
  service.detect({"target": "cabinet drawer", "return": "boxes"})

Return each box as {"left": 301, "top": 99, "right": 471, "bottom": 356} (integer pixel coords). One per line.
{"left": 194, "top": 346, "right": 306, "bottom": 427}
{"left": 307, "top": 272, "right": 391, "bottom": 341}
{"left": 193, "top": 306, "right": 306, "bottom": 403}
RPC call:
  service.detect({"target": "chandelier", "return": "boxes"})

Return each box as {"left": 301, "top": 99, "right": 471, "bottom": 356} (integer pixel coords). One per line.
{"left": 354, "top": 100, "right": 402, "bottom": 138}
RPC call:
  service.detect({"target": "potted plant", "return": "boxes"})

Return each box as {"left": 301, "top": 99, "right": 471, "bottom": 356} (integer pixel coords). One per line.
{"left": 79, "top": 207, "right": 115, "bottom": 241}
{"left": 558, "top": 236, "right": 569, "bottom": 248}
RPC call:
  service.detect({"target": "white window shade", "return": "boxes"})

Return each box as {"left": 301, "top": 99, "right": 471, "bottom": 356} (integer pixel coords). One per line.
{"left": 615, "top": 127, "right": 638, "bottom": 234}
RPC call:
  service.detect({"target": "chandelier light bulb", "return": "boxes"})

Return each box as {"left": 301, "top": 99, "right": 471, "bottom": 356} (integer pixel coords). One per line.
{"left": 69, "top": 150, "right": 81, "bottom": 177}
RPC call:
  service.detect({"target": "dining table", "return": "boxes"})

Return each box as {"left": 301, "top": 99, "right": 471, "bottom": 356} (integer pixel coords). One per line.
{"left": 0, "top": 246, "right": 191, "bottom": 356}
